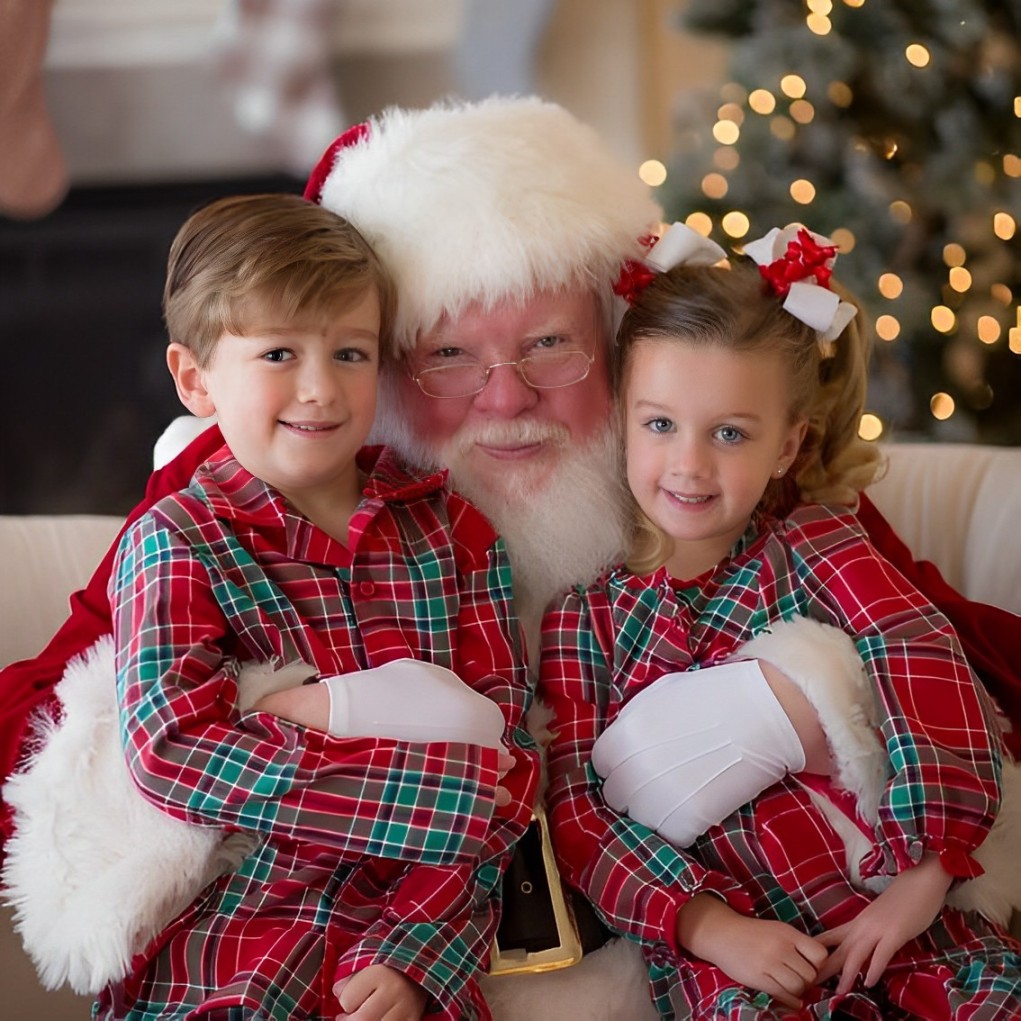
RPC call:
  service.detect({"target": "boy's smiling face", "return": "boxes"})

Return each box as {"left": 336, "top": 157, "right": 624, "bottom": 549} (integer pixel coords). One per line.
{"left": 168, "top": 287, "right": 381, "bottom": 524}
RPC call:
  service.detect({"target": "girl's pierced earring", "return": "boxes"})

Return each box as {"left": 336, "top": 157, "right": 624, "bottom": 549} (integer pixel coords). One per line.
{"left": 776, "top": 466, "right": 786, "bottom": 477}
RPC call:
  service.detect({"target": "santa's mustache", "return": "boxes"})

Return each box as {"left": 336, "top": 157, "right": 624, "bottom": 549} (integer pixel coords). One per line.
{"left": 451, "top": 419, "right": 571, "bottom": 456}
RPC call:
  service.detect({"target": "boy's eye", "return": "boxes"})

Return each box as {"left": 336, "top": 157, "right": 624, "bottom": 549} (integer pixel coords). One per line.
{"left": 715, "top": 425, "right": 744, "bottom": 444}
{"left": 335, "top": 347, "right": 371, "bottom": 363}
{"left": 262, "top": 348, "right": 293, "bottom": 363}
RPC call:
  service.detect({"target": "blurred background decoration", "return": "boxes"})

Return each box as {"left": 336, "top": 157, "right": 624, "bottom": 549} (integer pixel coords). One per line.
{"left": 655, "top": 0, "right": 1021, "bottom": 445}
{"left": 3, "top": 0, "right": 658, "bottom": 515}
{"left": 2, "top": 0, "right": 1019, "bottom": 516}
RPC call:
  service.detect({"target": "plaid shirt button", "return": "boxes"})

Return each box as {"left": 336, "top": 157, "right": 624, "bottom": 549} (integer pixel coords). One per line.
{"left": 358, "top": 581, "right": 376, "bottom": 596}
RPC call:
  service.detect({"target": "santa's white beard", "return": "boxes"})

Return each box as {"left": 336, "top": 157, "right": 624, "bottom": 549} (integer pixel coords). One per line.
{"left": 371, "top": 387, "right": 628, "bottom": 649}
{"left": 451, "top": 425, "right": 627, "bottom": 646}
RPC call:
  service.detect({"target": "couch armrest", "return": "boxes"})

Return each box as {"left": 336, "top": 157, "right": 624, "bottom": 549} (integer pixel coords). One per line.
{"left": 868, "top": 443, "right": 1021, "bottom": 615}
{"left": 0, "top": 515, "right": 122, "bottom": 669}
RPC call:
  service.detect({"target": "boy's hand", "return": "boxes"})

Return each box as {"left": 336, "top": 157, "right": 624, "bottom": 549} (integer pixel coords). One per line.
{"left": 677, "top": 894, "right": 826, "bottom": 1010}
{"left": 250, "top": 683, "right": 330, "bottom": 730}
{"left": 334, "top": 964, "right": 428, "bottom": 1020}
{"left": 815, "top": 852, "right": 951, "bottom": 993}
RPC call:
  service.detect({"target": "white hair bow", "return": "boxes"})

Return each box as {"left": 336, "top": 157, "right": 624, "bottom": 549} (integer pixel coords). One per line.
{"left": 614, "top": 222, "right": 726, "bottom": 303}
{"left": 743, "top": 224, "right": 857, "bottom": 344}
{"left": 645, "top": 221, "right": 727, "bottom": 270}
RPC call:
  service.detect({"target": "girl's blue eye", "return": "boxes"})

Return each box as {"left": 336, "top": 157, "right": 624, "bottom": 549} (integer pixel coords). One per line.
{"left": 715, "top": 425, "right": 743, "bottom": 444}
{"left": 646, "top": 417, "right": 674, "bottom": 434}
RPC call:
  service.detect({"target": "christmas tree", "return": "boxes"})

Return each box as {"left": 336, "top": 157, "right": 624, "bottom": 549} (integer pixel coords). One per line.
{"left": 659, "top": 0, "right": 1021, "bottom": 443}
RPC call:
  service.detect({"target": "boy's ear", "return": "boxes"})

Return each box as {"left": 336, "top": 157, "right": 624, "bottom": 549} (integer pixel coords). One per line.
{"left": 167, "top": 342, "right": 216, "bottom": 418}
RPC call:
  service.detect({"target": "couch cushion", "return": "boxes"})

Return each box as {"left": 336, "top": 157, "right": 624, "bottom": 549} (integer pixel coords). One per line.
{"left": 869, "top": 443, "right": 1021, "bottom": 615}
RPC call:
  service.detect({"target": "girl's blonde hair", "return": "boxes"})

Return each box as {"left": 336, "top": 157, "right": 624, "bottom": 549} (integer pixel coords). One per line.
{"left": 163, "top": 193, "right": 396, "bottom": 367}
{"left": 614, "top": 260, "right": 883, "bottom": 574}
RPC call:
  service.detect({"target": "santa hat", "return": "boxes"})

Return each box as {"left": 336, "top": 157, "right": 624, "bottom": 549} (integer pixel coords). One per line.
{"left": 304, "top": 96, "right": 662, "bottom": 351}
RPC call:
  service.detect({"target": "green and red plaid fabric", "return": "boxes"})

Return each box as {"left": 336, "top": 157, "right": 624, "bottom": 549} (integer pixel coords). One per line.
{"left": 102, "top": 444, "right": 538, "bottom": 1020}
{"left": 542, "top": 502, "right": 1021, "bottom": 1019}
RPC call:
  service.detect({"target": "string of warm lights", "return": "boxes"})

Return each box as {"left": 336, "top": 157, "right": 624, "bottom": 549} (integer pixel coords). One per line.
{"left": 641, "top": 0, "right": 1021, "bottom": 443}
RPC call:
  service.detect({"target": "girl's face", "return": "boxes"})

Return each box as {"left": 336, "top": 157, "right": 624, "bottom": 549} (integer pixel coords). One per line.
{"left": 168, "top": 288, "right": 381, "bottom": 525}
{"left": 624, "top": 337, "right": 807, "bottom": 579}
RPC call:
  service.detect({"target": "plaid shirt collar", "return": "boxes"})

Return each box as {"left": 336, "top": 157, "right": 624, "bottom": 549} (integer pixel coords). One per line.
{"left": 192, "top": 444, "right": 448, "bottom": 550}
{"left": 616, "top": 513, "right": 777, "bottom": 591}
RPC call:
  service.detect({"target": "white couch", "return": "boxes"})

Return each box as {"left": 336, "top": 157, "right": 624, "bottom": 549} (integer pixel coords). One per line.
{"left": 2, "top": 442, "right": 1020, "bottom": 1020}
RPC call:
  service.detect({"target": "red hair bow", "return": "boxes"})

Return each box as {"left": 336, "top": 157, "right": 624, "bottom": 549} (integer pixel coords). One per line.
{"left": 758, "top": 228, "right": 838, "bottom": 297}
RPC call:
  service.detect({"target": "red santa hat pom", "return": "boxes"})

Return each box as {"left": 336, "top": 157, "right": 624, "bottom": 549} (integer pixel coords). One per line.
{"left": 303, "top": 121, "right": 370, "bottom": 203}
{"left": 304, "top": 96, "right": 662, "bottom": 352}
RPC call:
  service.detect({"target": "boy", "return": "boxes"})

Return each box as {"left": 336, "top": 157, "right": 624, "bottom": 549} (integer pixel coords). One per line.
{"left": 103, "top": 193, "right": 538, "bottom": 1020}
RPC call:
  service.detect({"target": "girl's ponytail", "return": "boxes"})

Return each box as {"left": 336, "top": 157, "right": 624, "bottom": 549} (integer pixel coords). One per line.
{"left": 794, "top": 280, "right": 884, "bottom": 507}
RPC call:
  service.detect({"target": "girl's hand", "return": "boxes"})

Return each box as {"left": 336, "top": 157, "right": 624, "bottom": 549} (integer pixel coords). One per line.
{"left": 815, "top": 852, "right": 952, "bottom": 993}
{"left": 334, "top": 964, "right": 428, "bottom": 1020}
{"left": 676, "top": 894, "right": 827, "bottom": 1010}
{"left": 495, "top": 749, "right": 516, "bottom": 808}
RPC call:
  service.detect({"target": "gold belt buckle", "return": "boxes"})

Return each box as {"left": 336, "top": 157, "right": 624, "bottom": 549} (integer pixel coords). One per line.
{"left": 488, "top": 806, "right": 583, "bottom": 975}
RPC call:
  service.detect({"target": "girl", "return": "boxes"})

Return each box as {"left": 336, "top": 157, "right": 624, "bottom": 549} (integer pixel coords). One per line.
{"left": 541, "top": 224, "right": 1021, "bottom": 1019}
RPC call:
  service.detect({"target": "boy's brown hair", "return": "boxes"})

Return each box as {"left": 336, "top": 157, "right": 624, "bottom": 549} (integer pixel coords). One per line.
{"left": 163, "top": 193, "right": 395, "bottom": 367}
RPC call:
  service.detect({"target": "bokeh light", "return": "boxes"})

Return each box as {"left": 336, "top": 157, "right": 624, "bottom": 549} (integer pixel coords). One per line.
{"left": 977, "top": 316, "right": 1001, "bottom": 344}
{"left": 943, "top": 243, "right": 967, "bottom": 267}
{"left": 790, "top": 179, "right": 816, "bottom": 204}
{"left": 876, "top": 315, "right": 901, "bottom": 341}
{"left": 878, "top": 273, "right": 903, "bottom": 299}
{"left": 948, "top": 266, "right": 972, "bottom": 292}
{"left": 780, "top": 74, "right": 807, "bottom": 99}
{"left": 930, "top": 392, "right": 955, "bottom": 420}
{"left": 721, "top": 211, "right": 751, "bottom": 238}
{"left": 748, "top": 89, "right": 776, "bottom": 115}
{"left": 906, "top": 44, "right": 931, "bottom": 68}
{"left": 858, "top": 413, "right": 883, "bottom": 441}
{"left": 638, "top": 160, "right": 667, "bottom": 187}
{"left": 931, "top": 306, "right": 956, "bottom": 333}
{"left": 713, "top": 120, "right": 741, "bottom": 145}
{"left": 685, "top": 212, "right": 714, "bottom": 237}
{"left": 994, "top": 212, "right": 1017, "bottom": 240}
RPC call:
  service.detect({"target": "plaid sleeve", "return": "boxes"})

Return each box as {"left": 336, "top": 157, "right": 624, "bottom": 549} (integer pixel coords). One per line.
{"left": 111, "top": 513, "right": 500, "bottom": 866}
{"left": 787, "top": 505, "right": 1004, "bottom": 878}
{"left": 337, "top": 531, "right": 540, "bottom": 1012}
{"left": 540, "top": 586, "right": 754, "bottom": 951}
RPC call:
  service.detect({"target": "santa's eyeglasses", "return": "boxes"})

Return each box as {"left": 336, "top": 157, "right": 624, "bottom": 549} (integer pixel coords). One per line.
{"left": 410, "top": 347, "right": 594, "bottom": 399}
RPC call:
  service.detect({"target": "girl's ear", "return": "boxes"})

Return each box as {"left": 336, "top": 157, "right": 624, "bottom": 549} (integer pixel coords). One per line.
{"left": 167, "top": 342, "right": 216, "bottom": 418}
{"left": 781, "top": 417, "right": 809, "bottom": 465}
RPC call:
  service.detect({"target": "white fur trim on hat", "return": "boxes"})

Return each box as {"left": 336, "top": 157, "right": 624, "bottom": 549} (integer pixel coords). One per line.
{"left": 317, "top": 96, "right": 662, "bottom": 350}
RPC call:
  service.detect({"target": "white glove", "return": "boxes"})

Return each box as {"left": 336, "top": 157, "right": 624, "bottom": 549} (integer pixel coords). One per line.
{"left": 321, "top": 659, "right": 505, "bottom": 748}
{"left": 591, "top": 660, "right": 805, "bottom": 847}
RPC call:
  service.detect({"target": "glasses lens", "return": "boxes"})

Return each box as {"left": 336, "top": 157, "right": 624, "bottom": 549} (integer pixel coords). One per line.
{"left": 416, "top": 364, "right": 487, "bottom": 398}
{"left": 520, "top": 349, "right": 592, "bottom": 389}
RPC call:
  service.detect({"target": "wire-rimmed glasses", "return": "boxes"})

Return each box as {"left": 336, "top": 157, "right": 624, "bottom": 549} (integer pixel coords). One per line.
{"left": 410, "top": 347, "right": 595, "bottom": 399}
